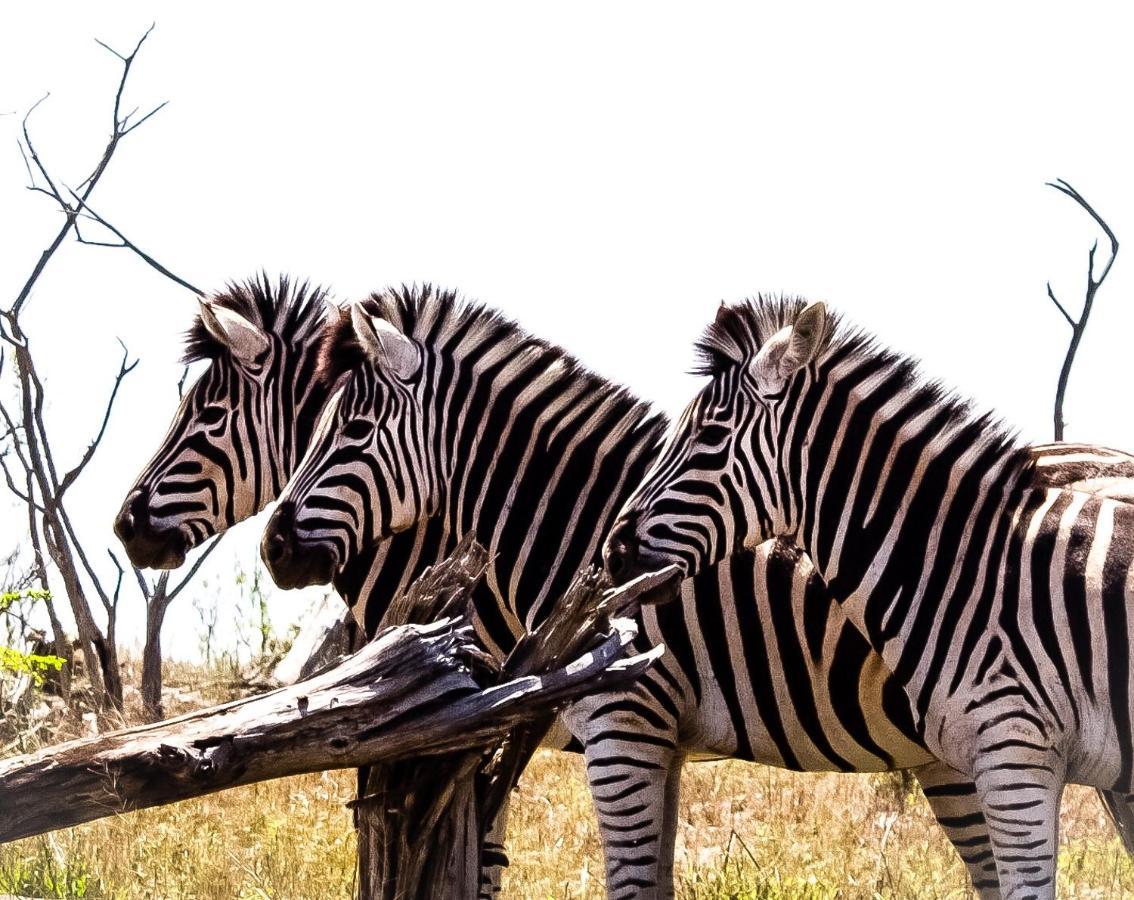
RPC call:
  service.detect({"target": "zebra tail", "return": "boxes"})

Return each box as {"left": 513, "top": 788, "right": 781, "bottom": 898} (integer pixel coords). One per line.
{"left": 1099, "top": 788, "right": 1134, "bottom": 857}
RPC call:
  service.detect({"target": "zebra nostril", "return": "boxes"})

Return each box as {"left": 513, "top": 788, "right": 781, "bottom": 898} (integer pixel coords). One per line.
{"left": 115, "top": 511, "right": 136, "bottom": 542}
{"left": 264, "top": 532, "right": 288, "bottom": 565}
{"left": 115, "top": 490, "right": 149, "bottom": 542}
{"left": 606, "top": 543, "right": 628, "bottom": 579}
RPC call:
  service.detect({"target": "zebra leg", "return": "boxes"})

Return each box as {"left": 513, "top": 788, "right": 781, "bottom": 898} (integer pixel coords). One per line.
{"left": 479, "top": 714, "right": 578, "bottom": 896}
{"left": 911, "top": 761, "right": 1000, "bottom": 898}
{"left": 478, "top": 788, "right": 510, "bottom": 898}
{"left": 564, "top": 681, "right": 683, "bottom": 900}
{"left": 972, "top": 754, "right": 1063, "bottom": 900}
{"left": 584, "top": 735, "right": 682, "bottom": 900}
{"left": 1098, "top": 789, "right": 1134, "bottom": 858}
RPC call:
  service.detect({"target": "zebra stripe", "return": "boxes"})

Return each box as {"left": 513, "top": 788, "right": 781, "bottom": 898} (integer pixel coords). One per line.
{"left": 610, "top": 296, "right": 1134, "bottom": 899}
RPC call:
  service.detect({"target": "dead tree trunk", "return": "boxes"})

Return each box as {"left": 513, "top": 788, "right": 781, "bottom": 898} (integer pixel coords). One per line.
{"left": 140, "top": 582, "right": 168, "bottom": 721}
{"left": 135, "top": 546, "right": 221, "bottom": 723}
{"left": 0, "top": 537, "right": 669, "bottom": 900}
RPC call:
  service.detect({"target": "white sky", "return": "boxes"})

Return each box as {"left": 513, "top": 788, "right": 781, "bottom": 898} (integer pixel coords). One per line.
{"left": 2, "top": 2, "right": 1134, "bottom": 657}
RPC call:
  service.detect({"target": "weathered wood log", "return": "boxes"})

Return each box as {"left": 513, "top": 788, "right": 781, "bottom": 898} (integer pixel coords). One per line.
{"left": 0, "top": 537, "right": 669, "bottom": 876}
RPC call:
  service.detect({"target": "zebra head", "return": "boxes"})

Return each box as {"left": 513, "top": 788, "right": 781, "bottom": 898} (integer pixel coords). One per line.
{"left": 261, "top": 296, "right": 438, "bottom": 589}
{"left": 605, "top": 298, "right": 829, "bottom": 583}
{"left": 115, "top": 277, "right": 329, "bottom": 569}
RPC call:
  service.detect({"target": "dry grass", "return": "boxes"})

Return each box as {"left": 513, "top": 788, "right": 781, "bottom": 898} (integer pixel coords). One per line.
{"left": 2, "top": 749, "right": 1132, "bottom": 899}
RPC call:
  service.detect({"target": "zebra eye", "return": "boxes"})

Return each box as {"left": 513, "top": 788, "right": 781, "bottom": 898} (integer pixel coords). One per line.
{"left": 199, "top": 406, "right": 227, "bottom": 427}
{"left": 699, "top": 424, "right": 730, "bottom": 446}
{"left": 343, "top": 419, "right": 374, "bottom": 442}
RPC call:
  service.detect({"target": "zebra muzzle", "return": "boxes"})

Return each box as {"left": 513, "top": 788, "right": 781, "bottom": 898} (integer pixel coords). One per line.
{"left": 113, "top": 490, "right": 190, "bottom": 571}
{"left": 261, "top": 503, "right": 340, "bottom": 590}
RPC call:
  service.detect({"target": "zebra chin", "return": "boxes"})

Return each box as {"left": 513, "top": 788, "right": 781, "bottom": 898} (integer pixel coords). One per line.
{"left": 604, "top": 513, "right": 687, "bottom": 585}
{"left": 603, "top": 529, "right": 685, "bottom": 605}
{"left": 118, "top": 533, "right": 189, "bottom": 571}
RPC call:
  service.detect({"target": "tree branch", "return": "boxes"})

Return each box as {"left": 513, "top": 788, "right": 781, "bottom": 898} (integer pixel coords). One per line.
{"left": 1046, "top": 283, "right": 1076, "bottom": 328}
{"left": 167, "top": 535, "right": 224, "bottom": 602}
{"left": 1046, "top": 179, "right": 1120, "bottom": 441}
{"left": 107, "top": 550, "right": 126, "bottom": 612}
{"left": 0, "top": 453, "right": 42, "bottom": 512}
{"left": 9, "top": 26, "right": 159, "bottom": 320}
{"left": 67, "top": 191, "right": 203, "bottom": 296}
{"left": 57, "top": 339, "right": 139, "bottom": 498}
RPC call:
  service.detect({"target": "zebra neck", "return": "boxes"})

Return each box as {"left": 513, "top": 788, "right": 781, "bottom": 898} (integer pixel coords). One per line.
{"left": 257, "top": 345, "right": 333, "bottom": 506}
{"left": 789, "top": 371, "right": 1031, "bottom": 681}
{"left": 441, "top": 352, "right": 664, "bottom": 633}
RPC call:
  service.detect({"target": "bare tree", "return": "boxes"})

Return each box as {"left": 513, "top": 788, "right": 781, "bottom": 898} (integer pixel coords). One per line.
{"left": 3, "top": 27, "right": 209, "bottom": 713}
{"left": 1044, "top": 179, "right": 1119, "bottom": 441}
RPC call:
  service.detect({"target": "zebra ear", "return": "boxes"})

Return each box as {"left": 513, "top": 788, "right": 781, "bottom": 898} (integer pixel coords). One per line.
{"left": 198, "top": 300, "right": 270, "bottom": 363}
{"left": 749, "top": 301, "right": 827, "bottom": 391}
{"left": 782, "top": 302, "right": 827, "bottom": 373}
{"left": 350, "top": 304, "right": 421, "bottom": 381}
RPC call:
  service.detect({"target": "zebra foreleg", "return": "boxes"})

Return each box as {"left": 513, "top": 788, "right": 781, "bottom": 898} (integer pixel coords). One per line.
{"left": 583, "top": 736, "right": 682, "bottom": 900}
{"left": 911, "top": 760, "right": 1000, "bottom": 898}
{"left": 972, "top": 752, "right": 1063, "bottom": 900}
{"left": 564, "top": 682, "right": 684, "bottom": 900}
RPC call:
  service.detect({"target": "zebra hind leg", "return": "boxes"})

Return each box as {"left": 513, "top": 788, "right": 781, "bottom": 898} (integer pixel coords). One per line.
{"left": 911, "top": 760, "right": 1000, "bottom": 898}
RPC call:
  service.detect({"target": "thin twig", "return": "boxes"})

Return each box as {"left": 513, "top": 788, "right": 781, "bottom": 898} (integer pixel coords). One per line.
{"left": 163, "top": 535, "right": 224, "bottom": 602}
{"left": 0, "top": 453, "right": 43, "bottom": 512}
{"left": 1046, "top": 283, "right": 1076, "bottom": 328}
{"left": 10, "top": 27, "right": 158, "bottom": 319}
{"left": 107, "top": 550, "right": 125, "bottom": 610}
{"left": 57, "top": 339, "right": 139, "bottom": 498}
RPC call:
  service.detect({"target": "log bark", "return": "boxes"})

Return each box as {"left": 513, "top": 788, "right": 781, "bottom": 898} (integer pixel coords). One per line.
{"left": 0, "top": 539, "right": 670, "bottom": 867}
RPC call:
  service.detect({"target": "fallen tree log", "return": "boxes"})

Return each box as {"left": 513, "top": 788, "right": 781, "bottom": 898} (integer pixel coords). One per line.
{"left": 0, "top": 536, "right": 671, "bottom": 879}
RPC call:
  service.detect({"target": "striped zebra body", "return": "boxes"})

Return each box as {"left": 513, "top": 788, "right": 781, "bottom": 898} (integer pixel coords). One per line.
{"left": 261, "top": 287, "right": 1018, "bottom": 896}
{"left": 608, "top": 297, "right": 1134, "bottom": 898}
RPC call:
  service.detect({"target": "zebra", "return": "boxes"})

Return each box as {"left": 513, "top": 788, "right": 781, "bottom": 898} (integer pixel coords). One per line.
{"left": 251, "top": 283, "right": 1129, "bottom": 898}
{"left": 604, "top": 296, "right": 1134, "bottom": 898}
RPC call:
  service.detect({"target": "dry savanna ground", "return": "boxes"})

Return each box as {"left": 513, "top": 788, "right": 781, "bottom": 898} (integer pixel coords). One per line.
{"left": 2, "top": 747, "right": 1133, "bottom": 899}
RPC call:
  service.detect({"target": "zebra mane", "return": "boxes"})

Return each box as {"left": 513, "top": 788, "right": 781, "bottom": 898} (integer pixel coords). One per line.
{"left": 183, "top": 274, "right": 329, "bottom": 364}
{"left": 317, "top": 283, "right": 667, "bottom": 441}
{"left": 696, "top": 295, "right": 1026, "bottom": 463}
{"left": 693, "top": 295, "right": 839, "bottom": 376}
